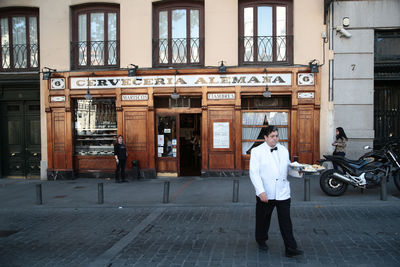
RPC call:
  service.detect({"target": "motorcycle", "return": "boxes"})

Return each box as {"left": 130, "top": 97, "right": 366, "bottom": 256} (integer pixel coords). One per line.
{"left": 319, "top": 141, "right": 400, "bottom": 196}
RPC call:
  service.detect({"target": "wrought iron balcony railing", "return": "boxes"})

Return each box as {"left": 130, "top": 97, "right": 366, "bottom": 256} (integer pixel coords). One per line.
{"left": 1, "top": 44, "right": 39, "bottom": 71}
{"left": 71, "top": 40, "right": 119, "bottom": 69}
{"left": 239, "top": 35, "right": 293, "bottom": 65}
{"left": 153, "top": 38, "right": 204, "bottom": 67}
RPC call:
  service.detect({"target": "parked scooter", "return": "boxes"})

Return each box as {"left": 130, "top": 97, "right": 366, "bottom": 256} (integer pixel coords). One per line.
{"left": 319, "top": 141, "right": 400, "bottom": 196}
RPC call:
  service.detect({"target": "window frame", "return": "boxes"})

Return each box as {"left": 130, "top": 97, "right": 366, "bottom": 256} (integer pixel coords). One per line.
{"left": 238, "top": 0, "right": 293, "bottom": 66}
{"left": 0, "top": 7, "right": 39, "bottom": 72}
{"left": 71, "top": 3, "right": 120, "bottom": 70}
{"left": 152, "top": 1, "right": 204, "bottom": 68}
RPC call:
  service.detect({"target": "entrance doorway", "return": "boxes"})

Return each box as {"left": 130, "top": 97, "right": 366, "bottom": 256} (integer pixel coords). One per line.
{"left": 179, "top": 114, "right": 201, "bottom": 176}
{"left": 155, "top": 112, "right": 201, "bottom": 177}
{"left": 0, "top": 101, "right": 41, "bottom": 178}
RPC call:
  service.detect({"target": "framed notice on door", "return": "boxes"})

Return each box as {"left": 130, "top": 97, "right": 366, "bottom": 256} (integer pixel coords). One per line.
{"left": 213, "top": 122, "right": 230, "bottom": 149}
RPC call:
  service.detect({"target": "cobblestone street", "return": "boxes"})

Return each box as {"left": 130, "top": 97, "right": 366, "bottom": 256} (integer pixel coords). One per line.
{"left": 1, "top": 203, "right": 400, "bottom": 266}
{"left": 1, "top": 177, "right": 400, "bottom": 266}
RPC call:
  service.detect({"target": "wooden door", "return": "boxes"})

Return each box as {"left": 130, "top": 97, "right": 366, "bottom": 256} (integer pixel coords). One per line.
{"left": 156, "top": 114, "right": 179, "bottom": 175}
{"left": 0, "top": 101, "right": 41, "bottom": 177}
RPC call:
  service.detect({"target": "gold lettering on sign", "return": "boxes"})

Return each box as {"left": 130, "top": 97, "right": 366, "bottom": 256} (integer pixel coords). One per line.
{"left": 195, "top": 77, "right": 207, "bottom": 84}
{"left": 232, "top": 76, "right": 246, "bottom": 84}
{"left": 76, "top": 79, "right": 85, "bottom": 86}
{"left": 176, "top": 78, "right": 187, "bottom": 85}
{"left": 122, "top": 79, "right": 132, "bottom": 86}
{"left": 143, "top": 79, "right": 153, "bottom": 85}
{"left": 248, "top": 76, "right": 260, "bottom": 83}
{"left": 155, "top": 78, "right": 165, "bottom": 85}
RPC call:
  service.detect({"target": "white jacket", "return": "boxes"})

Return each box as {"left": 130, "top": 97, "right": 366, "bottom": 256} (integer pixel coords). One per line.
{"left": 249, "top": 142, "right": 291, "bottom": 200}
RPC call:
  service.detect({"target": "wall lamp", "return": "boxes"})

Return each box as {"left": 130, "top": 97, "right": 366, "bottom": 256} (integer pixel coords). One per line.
{"left": 171, "top": 70, "right": 180, "bottom": 100}
{"left": 128, "top": 64, "right": 138, "bottom": 77}
{"left": 218, "top": 61, "right": 226, "bottom": 73}
{"left": 309, "top": 59, "right": 319, "bottom": 73}
{"left": 42, "top": 67, "right": 57, "bottom": 80}
{"left": 263, "top": 68, "right": 272, "bottom": 98}
{"left": 84, "top": 73, "right": 94, "bottom": 101}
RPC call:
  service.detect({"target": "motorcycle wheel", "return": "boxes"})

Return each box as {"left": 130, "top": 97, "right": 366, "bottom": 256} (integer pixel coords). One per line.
{"left": 319, "top": 169, "right": 348, "bottom": 196}
{"left": 394, "top": 171, "right": 400, "bottom": 191}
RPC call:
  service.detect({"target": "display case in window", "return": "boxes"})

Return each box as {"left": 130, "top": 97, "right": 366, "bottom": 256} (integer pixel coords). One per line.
{"left": 74, "top": 98, "right": 117, "bottom": 156}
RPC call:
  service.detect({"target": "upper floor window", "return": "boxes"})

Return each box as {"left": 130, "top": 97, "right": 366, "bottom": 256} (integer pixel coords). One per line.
{"left": 153, "top": 1, "right": 204, "bottom": 67}
{"left": 239, "top": 0, "right": 293, "bottom": 65}
{"left": 71, "top": 4, "right": 119, "bottom": 69}
{"left": 0, "top": 7, "right": 39, "bottom": 71}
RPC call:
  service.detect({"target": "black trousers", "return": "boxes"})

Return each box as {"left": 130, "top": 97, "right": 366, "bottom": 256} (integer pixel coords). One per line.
{"left": 115, "top": 159, "right": 126, "bottom": 181}
{"left": 255, "top": 197, "right": 297, "bottom": 250}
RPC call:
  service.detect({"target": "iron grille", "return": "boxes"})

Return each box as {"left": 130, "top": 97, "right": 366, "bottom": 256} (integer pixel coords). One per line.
{"left": 239, "top": 35, "right": 293, "bottom": 65}
{"left": 153, "top": 38, "right": 204, "bottom": 67}
{"left": 374, "top": 81, "right": 400, "bottom": 148}
{"left": 1, "top": 44, "right": 39, "bottom": 71}
{"left": 71, "top": 40, "right": 119, "bottom": 69}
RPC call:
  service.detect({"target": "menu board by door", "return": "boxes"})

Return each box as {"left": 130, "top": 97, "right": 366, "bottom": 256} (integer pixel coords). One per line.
{"left": 213, "top": 122, "right": 230, "bottom": 149}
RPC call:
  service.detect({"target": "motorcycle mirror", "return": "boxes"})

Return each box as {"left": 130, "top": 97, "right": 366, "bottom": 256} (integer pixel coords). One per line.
{"left": 364, "top": 145, "right": 372, "bottom": 150}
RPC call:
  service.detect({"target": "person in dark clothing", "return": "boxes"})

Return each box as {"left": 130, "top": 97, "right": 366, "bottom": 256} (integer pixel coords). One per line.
{"left": 114, "top": 135, "right": 128, "bottom": 183}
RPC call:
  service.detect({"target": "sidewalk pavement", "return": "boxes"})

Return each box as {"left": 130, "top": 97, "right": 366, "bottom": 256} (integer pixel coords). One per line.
{"left": 1, "top": 175, "right": 400, "bottom": 267}
{"left": 0, "top": 174, "right": 399, "bottom": 208}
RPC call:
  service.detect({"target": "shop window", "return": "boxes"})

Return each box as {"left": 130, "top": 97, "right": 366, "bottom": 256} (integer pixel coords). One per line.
{"left": 152, "top": 1, "right": 204, "bottom": 67}
{"left": 239, "top": 0, "right": 293, "bottom": 65}
{"left": 154, "top": 97, "right": 201, "bottom": 108}
{"left": 0, "top": 7, "right": 39, "bottom": 71}
{"left": 73, "top": 98, "right": 117, "bottom": 156}
{"left": 242, "top": 96, "right": 290, "bottom": 155}
{"left": 71, "top": 4, "right": 119, "bottom": 70}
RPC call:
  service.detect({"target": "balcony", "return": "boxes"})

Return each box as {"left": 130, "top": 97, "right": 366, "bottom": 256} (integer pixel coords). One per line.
{"left": 1, "top": 44, "right": 39, "bottom": 72}
{"left": 153, "top": 38, "right": 204, "bottom": 67}
{"left": 239, "top": 35, "right": 293, "bottom": 65}
{"left": 71, "top": 40, "right": 119, "bottom": 70}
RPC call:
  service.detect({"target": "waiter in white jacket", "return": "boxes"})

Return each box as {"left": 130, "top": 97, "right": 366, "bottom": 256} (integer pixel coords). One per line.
{"left": 250, "top": 126, "right": 303, "bottom": 257}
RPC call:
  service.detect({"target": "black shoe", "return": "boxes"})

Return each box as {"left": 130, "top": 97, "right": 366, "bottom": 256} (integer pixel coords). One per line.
{"left": 115, "top": 180, "right": 121, "bottom": 183}
{"left": 257, "top": 242, "right": 269, "bottom": 251}
{"left": 122, "top": 180, "right": 128, "bottom": 183}
{"left": 285, "top": 247, "right": 303, "bottom": 257}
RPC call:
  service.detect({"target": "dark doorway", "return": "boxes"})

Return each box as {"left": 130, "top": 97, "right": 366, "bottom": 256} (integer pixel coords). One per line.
{"left": 179, "top": 113, "right": 201, "bottom": 176}
{"left": 0, "top": 101, "right": 41, "bottom": 178}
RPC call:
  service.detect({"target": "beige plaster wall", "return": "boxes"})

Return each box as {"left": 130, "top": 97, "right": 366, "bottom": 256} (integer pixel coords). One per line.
{"left": 204, "top": 0, "right": 238, "bottom": 67}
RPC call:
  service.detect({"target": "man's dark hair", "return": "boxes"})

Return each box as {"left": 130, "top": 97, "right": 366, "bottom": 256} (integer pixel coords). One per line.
{"left": 262, "top": 125, "right": 278, "bottom": 137}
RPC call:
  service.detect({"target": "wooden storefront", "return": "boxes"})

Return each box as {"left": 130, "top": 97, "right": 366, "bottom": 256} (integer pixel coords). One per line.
{"left": 45, "top": 67, "right": 320, "bottom": 179}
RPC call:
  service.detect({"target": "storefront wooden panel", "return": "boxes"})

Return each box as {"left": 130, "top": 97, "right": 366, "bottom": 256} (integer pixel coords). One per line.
{"left": 208, "top": 108, "right": 235, "bottom": 170}
{"left": 74, "top": 156, "right": 115, "bottom": 171}
{"left": 156, "top": 158, "right": 178, "bottom": 172}
{"left": 298, "top": 107, "right": 314, "bottom": 163}
{"left": 124, "top": 110, "right": 148, "bottom": 169}
{"left": 209, "top": 152, "right": 235, "bottom": 169}
{"left": 52, "top": 111, "right": 67, "bottom": 169}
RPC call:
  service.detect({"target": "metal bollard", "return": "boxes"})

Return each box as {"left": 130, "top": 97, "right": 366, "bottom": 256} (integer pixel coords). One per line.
{"left": 163, "top": 181, "right": 170, "bottom": 203}
{"left": 98, "top": 183, "right": 104, "bottom": 204}
{"left": 304, "top": 175, "right": 310, "bottom": 201}
{"left": 232, "top": 179, "right": 239, "bottom": 203}
{"left": 380, "top": 177, "right": 387, "bottom": 201}
{"left": 36, "top": 184, "right": 42, "bottom": 205}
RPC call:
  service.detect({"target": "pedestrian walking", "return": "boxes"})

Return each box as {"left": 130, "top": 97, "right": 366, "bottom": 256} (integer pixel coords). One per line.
{"left": 114, "top": 135, "right": 128, "bottom": 183}
{"left": 249, "top": 125, "right": 303, "bottom": 257}
{"left": 332, "top": 127, "right": 348, "bottom": 169}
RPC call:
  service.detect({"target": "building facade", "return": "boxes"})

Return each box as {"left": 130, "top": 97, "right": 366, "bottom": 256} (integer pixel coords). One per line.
{"left": 0, "top": 0, "right": 329, "bottom": 179}
{"left": 328, "top": 0, "right": 400, "bottom": 159}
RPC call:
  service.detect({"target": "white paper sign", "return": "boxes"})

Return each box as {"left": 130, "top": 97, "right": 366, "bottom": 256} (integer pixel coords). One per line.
{"left": 122, "top": 94, "right": 148, "bottom": 101}
{"left": 164, "top": 129, "right": 171, "bottom": 133}
{"left": 158, "top": 147, "right": 164, "bottom": 154}
{"left": 213, "top": 122, "right": 230, "bottom": 149}
{"left": 158, "top": 135, "right": 164, "bottom": 146}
